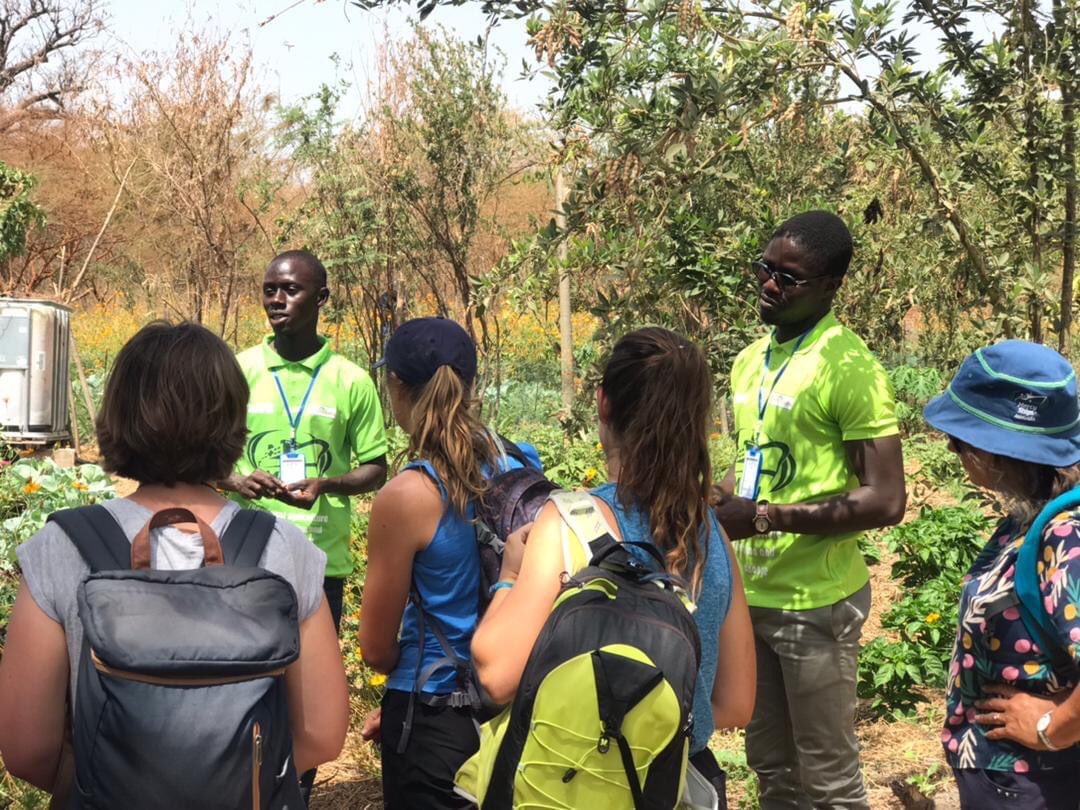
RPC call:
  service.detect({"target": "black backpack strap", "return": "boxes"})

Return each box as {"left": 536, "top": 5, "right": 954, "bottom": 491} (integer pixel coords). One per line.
{"left": 397, "top": 584, "right": 479, "bottom": 755}
{"left": 48, "top": 505, "right": 132, "bottom": 573}
{"left": 592, "top": 649, "right": 665, "bottom": 810}
{"left": 398, "top": 587, "right": 428, "bottom": 755}
{"left": 220, "top": 508, "right": 276, "bottom": 567}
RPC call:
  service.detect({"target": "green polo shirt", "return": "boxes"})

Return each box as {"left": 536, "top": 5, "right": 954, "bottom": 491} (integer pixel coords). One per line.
{"left": 233, "top": 336, "right": 387, "bottom": 578}
{"left": 729, "top": 312, "right": 898, "bottom": 610}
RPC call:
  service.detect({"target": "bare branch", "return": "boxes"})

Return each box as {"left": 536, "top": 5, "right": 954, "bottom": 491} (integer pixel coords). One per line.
{"left": 0, "top": 0, "right": 101, "bottom": 132}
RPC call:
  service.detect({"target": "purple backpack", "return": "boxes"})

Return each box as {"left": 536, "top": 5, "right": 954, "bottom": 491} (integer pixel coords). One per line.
{"left": 475, "top": 437, "right": 558, "bottom": 614}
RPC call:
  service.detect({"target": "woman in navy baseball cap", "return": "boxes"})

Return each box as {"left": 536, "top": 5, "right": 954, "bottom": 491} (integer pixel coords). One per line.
{"left": 925, "top": 340, "right": 1080, "bottom": 807}
{"left": 358, "top": 317, "right": 535, "bottom": 809}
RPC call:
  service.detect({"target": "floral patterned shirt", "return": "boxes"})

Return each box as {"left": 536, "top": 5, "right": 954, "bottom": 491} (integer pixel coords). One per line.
{"left": 943, "top": 510, "right": 1080, "bottom": 772}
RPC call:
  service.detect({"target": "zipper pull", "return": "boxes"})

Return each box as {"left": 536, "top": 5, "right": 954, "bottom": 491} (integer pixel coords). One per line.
{"left": 255, "top": 733, "right": 263, "bottom": 766}
{"left": 560, "top": 571, "right": 583, "bottom": 588}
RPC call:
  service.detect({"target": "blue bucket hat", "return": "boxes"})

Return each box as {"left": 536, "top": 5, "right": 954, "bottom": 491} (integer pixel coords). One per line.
{"left": 924, "top": 340, "right": 1080, "bottom": 468}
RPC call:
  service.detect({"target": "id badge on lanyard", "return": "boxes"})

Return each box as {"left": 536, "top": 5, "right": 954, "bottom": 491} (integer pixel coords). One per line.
{"left": 279, "top": 451, "right": 307, "bottom": 485}
{"left": 272, "top": 366, "right": 321, "bottom": 487}
{"left": 740, "top": 328, "right": 810, "bottom": 503}
{"left": 738, "top": 446, "right": 762, "bottom": 500}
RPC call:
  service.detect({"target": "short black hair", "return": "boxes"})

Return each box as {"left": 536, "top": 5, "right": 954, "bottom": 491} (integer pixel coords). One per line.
{"left": 270, "top": 249, "right": 328, "bottom": 288}
{"left": 96, "top": 321, "right": 249, "bottom": 485}
{"left": 772, "top": 210, "right": 853, "bottom": 277}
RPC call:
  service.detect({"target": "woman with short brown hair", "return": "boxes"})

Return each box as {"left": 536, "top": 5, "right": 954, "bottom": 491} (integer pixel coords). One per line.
{"left": 0, "top": 321, "right": 348, "bottom": 804}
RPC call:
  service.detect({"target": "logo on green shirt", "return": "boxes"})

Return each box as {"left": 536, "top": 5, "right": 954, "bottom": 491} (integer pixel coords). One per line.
{"left": 246, "top": 430, "right": 333, "bottom": 476}
{"left": 743, "top": 439, "right": 797, "bottom": 492}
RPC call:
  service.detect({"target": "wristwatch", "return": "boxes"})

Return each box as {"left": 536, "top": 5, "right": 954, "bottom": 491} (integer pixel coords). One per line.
{"left": 1036, "top": 710, "right": 1062, "bottom": 751}
{"left": 753, "top": 500, "right": 773, "bottom": 535}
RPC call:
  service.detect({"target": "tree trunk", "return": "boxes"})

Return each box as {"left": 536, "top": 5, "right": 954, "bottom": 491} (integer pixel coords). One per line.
{"left": 555, "top": 170, "right": 574, "bottom": 418}
{"left": 1021, "top": 0, "right": 1043, "bottom": 343}
{"left": 1057, "top": 0, "right": 1078, "bottom": 355}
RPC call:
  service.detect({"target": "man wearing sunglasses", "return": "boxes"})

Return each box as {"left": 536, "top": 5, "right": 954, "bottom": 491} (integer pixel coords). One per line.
{"left": 714, "top": 210, "right": 906, "bottom": 809}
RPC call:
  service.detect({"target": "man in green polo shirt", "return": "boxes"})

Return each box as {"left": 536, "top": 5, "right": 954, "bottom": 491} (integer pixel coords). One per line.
{"left": 222, "top": 250, "right": 387, "bottom": 627}
{"left": 715, "top": 211, "right": 905, "bottom": 809}
{"left": 222, "top": 249, "right": 386, "bottom": 803}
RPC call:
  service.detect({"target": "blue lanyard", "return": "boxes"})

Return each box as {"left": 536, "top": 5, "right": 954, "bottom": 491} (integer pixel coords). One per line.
{"left": 272, "top": 365, "right": 322, "bottom": 449}
{"left": 754, "top": 329, "right": 810, "bottom": 444}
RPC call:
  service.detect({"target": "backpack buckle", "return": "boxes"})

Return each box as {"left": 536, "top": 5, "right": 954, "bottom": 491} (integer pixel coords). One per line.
{"left": 447, "top": 691, "right": 472, "bottom": 709}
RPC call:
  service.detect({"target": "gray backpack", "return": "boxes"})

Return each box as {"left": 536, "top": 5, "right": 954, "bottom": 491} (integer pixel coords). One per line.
{"left": 47, "top": 505, "right": 304, "bottom": 810}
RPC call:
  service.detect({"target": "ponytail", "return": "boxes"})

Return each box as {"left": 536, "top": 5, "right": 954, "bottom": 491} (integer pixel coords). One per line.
{"left": 601, "top": 328, "right": 713, "bottom": 592}
{"left": 401, "top": 365, "right": 499, "bottom": 516}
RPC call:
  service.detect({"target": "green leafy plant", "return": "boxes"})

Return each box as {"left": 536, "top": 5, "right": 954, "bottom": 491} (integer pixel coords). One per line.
{"left": 484, "top": 380, "right": 561, "bottom": 428}
{"left": 859, "top": 637, "right": 941, "bottom": 720}
{"left": 905, "top": 435, "right": 966, "bottom": 492}
{"left": 859, "top": 577, "right": 961, "bottom": 718}
{"left": 708, "top": 432, "right": 738, "bottom": 481}
{"left": 888, "top": 364, "right": 944, "bottom": 436}
{"left": 1, "top": 458, "right": 116, "bottom": 547}
{"left": 340, "top": 507, "right": 390, "bottom": 698}
{"left": 0, "top": 161, "right": 46, "bottom": 265}
{"left": 905, "top": 761, "right": 947, "bottom": 797}
{"left": 858, "top": 506, "right": 992, "bottom": 718}
{"left": 525, "top": 425, "right": 607, "bottom": 489}
{"left": 711, "top": 741, "right": 759, "bottom": 810}
{"left": 886, "top": 505, "right": 990, "bottom": 588}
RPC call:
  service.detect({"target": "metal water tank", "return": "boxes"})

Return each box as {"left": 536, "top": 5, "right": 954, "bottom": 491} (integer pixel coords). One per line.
{"left": 0, "top": 298, "right": 72, "bottom": 445}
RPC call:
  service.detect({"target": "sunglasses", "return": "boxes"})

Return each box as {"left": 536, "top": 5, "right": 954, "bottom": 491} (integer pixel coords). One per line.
{"left": 752, "top": 259, "right": 832, "bottom": 290}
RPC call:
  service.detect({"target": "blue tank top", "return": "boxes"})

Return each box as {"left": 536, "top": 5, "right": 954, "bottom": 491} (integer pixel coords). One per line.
{"left": 387, "top": 447, "right": 532, "bottom": 694}
{"left": 590, "top": 483, "right": 733, "bottom": 753}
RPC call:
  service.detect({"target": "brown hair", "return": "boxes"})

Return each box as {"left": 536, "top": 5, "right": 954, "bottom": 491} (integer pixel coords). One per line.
{"left": 952, "top": 436, "right": 1080, "bottom": 520}
{"left": 96, "top": 321, "right": 248, "bottom": 485}
{"left": 399, "top": 365, "right": 499, "bottom": 516}
{"left": 997, "top": 456, "right": 1080, "bottom": 521}
{"left": 601, "top": 327, "right": 713, "bottom": 591}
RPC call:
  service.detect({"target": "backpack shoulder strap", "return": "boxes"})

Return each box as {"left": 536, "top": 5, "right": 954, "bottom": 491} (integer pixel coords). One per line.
{"left": 220, "top": 508, "right": 277, "bottom": 567}
{"left": 48, "top": 504, "right": 131, "bottom": 573}
{"left": 1016, "top": 486, "right": 1080, "bottom": 674}
{"left": 397, "top": 583, "right": 478, "bottom": 755}
{"left": 549, "top": 490, "right": 617, "bottom": 575}
{"left": 495, "top": 433, "right": 532, "bottom": 469}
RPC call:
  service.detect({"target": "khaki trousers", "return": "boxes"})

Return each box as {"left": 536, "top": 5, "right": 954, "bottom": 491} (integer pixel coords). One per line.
{"left": 745, "top": 583, "right": 871, "bottom": 810}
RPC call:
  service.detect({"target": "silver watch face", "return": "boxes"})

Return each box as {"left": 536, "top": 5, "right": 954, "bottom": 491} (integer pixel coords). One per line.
{"left": 1037, "top": 713, "right": 1052, "bottom": 732}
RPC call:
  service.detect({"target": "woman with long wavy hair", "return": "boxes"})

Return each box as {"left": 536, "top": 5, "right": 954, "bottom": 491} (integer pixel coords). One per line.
{"left": 472, "top": 327, "right": 756, "bottom": 798}
{"left": 358, "top": 317, "right": 529, "bottom": 809}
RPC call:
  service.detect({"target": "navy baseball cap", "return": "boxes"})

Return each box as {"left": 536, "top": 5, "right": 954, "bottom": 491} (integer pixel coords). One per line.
{"left": 924, "top": 340, "right": 1080, "bottom": 468}
{"left": 375, "top": 317, "right": 477, "bottom": 387}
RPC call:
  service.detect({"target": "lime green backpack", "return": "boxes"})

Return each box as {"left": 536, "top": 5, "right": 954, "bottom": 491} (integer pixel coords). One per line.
{"left": 455, "top": 491, "right": 704, "bottom": 809}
